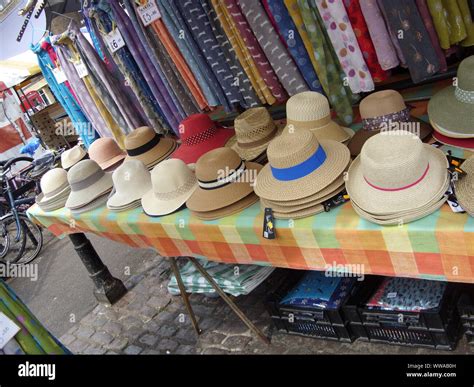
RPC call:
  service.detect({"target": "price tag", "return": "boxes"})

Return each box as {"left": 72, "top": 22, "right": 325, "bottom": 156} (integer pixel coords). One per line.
{"left": 387, "top": 292, "right": 397, "bottom": 299}
{"left": 137, "top": 0, "right": 161, "bottom": 26}
{"left": 74, "top": 61, "right": 89, "bottom": 79}
{"left": 104, "top": 28, "right": 126, "bottom": 53}
{"left": 52, "top": 68, "right": 67, "bottom": 84}
{"left": 0, "top": 312, "right": 20, "bottom": 349}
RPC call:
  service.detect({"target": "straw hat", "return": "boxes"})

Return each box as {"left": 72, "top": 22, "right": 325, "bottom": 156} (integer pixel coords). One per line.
{"left": 428, "top": 56, "right": 474, "bottom": 138}
{"left": 431, "top": 122, "right": 474, "bottom": 150}
{"left": 89, "top": 137, "right": 126, "bottom": 171}
{"left": 190, "top": 193, "right": 259, "bottom": 220}
{"left": 125, "top": 126, "right": 177, "bottom": 168}
{"left": 226, "top": 107, "right": 284, "bottom": 161}
{"left": 107, "top": 160, "right": 152, "bottom": 210}
{"left": 36, "top": 168, "right": 70, "bottom": 211}
{"left": 66, "top": 159, "right": 113, "bottom": 210}
{"left": 285, "top": 91, "right": 353, "bottom": 143}
{"left": 61, "top": 145, "right": 87, "bottom": 170}
{"left": 255, "top": 129, "right": 350, "bottom": 202}
{"left": 454, "top": 156, "right": 474, "bottom": 216}
{"left": 186, "top": 148, "right": 262, "bottom": 213}
{"left": 348, "top": 90, "right": 432, "bottom": 157}
{"left": 171, "top": 114, "right": 235, "bottom": 165}
{"left": 345, "top": 130, "right": 448, "bottom": 215}
{"left": 272, "top": 204, "right": 325, "bottom": 220}
{"left": 142, "top": 159, "right": 198, "bottom": 217}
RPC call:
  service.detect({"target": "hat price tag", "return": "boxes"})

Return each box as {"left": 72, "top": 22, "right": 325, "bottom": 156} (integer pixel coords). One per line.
{"left": 137, "top": 0, "right": 161, "bottom": 26}
{"left": 0, "top": 312, "right": 21, "bottom": 350}
{"left": 263, "top": 208, "right": 276, "bottom": 240}
{"left": 52, "top": 68, "right": 67, "bottom": 84}
{"left": 74, "top": 61, "right": 89, "bottom": 79}
{"left": 323, "top": 191, "right": 350, "bottom": 212}
{"left": 446, "top": 184, "right": 465, "bottom": 213}
{"left": 104, "top": 28, "right": 126, "bottom": 53}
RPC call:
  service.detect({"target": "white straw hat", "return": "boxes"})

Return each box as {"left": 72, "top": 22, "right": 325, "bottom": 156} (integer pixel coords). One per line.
{"left": 61, "top": 145, "right": 87, "bottom": 170}
{"left": 36, "top": 168, "right": 70, "bottom": 211}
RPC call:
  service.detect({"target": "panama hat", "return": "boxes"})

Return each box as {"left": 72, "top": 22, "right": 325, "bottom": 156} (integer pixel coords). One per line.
{"left": 428, "top": 56, "right": 474, "bottom": 138}
{"left": 348, "top": 90, "right": 432, "bottom": 157}
{"left": 345, "top": 130, "right": 448, "bottom": 216}
{"left": 285, "top": 91, "right": 353, "bottom": 143}
{"left": 89, "top": 137, "right": 126, "bottom": 171}
{"left": 171, "top": 114, "right": 235, "bottom": 165}
{"left": 61, "top": 145, "right": 88, "bottom": 170}
{"left": 226, "top": 107, "right": 284, "bottom": 161}
{"left": 142, "top": 159, "right": 198, "bottom": 217}
{"left": 186, "top": 148, "right": 262, "bottom": 213}
{"left": 36, "top": 168, "right": 71, "bottom": 211}
{"left": 125, "top": 126, "right": 177, "bottom": 168}
{"left": 190, "top": 192, "right": 259, "bottom": 220}
{"left": 107, "top": 160, "right": 152, "bottom": 210}
{"left": 66, "top": 159, "right": 113, "bottom": 210}
{"left": 455, "top": 156, "right": 474, "bottom": 216}
{"left": 255, "top": 129, "right": 350, "bottom": 202}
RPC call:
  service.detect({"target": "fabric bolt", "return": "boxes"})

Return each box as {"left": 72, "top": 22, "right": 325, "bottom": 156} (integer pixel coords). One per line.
{"left": 426, "top": 0, "right": 467, "bottom": 48}
{"left": 458, "top": 0, "right": 474, "bottom": 46}
{"left": 376, "top": 0, "right": 407, "bottom": 65}
{"left": 379, "top": 0, "right": 441, "bottom": 84}
{"left": 343, "top": 0, "right": 388, "bottom": 83}
{"left": 237, "top": 0, "right": 309, "bottom": 96}
{"left": 358, "top": 0, "right": 399, "bottom": 70}
{"left": 262, "top": 0, "right": 324, "bottom": 93}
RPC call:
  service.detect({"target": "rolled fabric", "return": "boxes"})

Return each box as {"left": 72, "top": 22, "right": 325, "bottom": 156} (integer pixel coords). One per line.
{"left": 427, "top": 0, "right": 467, "bottom": 48}
{"left": 458, "top": 0, "right": 474, "bottom": 46}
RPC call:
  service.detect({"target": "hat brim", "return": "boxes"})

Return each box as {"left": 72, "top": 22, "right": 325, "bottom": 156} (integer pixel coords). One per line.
{"left": 186, "top": 162, "right": 262, "bottom": 212}
{"left": 272, "top": 203, "right": 325, "bottom": 220}
{"left": 62, "top": 152, "right": 88, "bottom": 170}
{"left": 432, "top": 123, "right": 474, "bottom": 150}
{"left": 455, "top": 157, "right": 474, "bottom": 214}
{"left": 310, "top": 120, "right": 352, "bottom": 143}
{"left": 70, "top": 193, "right": 109, "bottom": 214}
{"left": 107, "top": 179, "right": 153, "bottom": 208}
{"left": 125, "top": 138, "right": 177, "bottom": 167}
{"left": 141, "top": 181, "right": 198, "bottom": 217}
{"left": 66, "top": 173, "right": 113, "bottom": 209}
{"left": 346, "top": 145, "right": 448, "bottom": 214}
{"left": 107, "top": 201, "right": 141, "bottom": 212}
{"left": 36, "top": 189, "right": 70, "bottom": 212}
{"left": 171, "top": 127, "right": 236, "bottom": 165}
{"left": 190, "top": 192, "right": 259, "bottom": 220}
{"left": 428, "top": 86, "right": 474, "bottom": 138}
{"left": 99, "top": 153, "right": 126, "bottom": 171}
{"left": 255, "top": 140, "right": 350, "bottom": 201}
{"left": 40, "top": 184, "right": 70, "bottom": 203}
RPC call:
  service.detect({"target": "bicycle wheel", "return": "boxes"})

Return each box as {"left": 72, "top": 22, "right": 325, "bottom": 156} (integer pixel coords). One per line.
{"left": 14, "top": 214, "right": 43, "bottom": 265}
{"left": 0, "top": 222, "right": 10, "bottom": 259}
{"left": 0, "top": 215, "right": 27, "bottom": 264}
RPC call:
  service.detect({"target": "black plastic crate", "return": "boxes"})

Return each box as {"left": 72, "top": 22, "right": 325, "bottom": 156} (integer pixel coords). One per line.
{"left": 456, "top": 288, "right": 474, "bottom": 344}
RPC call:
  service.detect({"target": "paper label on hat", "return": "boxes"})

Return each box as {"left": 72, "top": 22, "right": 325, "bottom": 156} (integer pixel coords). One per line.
{"left": 52, "top": 68, "right": 67, "bottom": 84}
{"left": 0, "top": 312, "right": 20, "bottom": 350}
{"left": 74, "top": 61, "right": 89, "bottom": 79}
{"left": 104, "top": 28, "right": 126, "bottom": 53}
{"left": 137, "top": 0, "right": 161, "bottom": 26}
{"left": 446, "top": 185, "right": 465, "bottom": 213}
{"left": 387, "top": 292, "right": 397, "bottom": 299}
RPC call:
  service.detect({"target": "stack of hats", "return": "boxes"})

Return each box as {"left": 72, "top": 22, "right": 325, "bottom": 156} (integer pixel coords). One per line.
{"left": 428, "top": 56, "right": 474, "bottom": 150}
{"left": 141, "top": 159, "right": 197, "bottom": 217}
{"left": 171, "top": 113, "right": 235, "bottom": 167}
{"left": 107, "top": 160, "right": 152, "bottom": 212}
{"left": 89, "top": 138, "right": 126, "bottom": 171}
{"left": 345, "top": 130, "right": 449, "bottom": 225}
{"left": 254, "top": 129, "right": 350, "bottom": 219}
{"left": 125, "top": 126, "right": 177, "bottom": 170}
{"left": 36, "top": 168, "right": 70, "bottom": 212}
{"left": 186, "top": 148, "right": 262, "bottom": 220}
{"left": 61, "top": 145, "right": 88, "bottom": 171}
{"left": 65, "top": 160, "right": 113, "bottom": 214}
{"left": 348, "top": 90, "right": 432, "bottom": 157}
{"left": 285, "top": 91, "right": 354, "bottom": 143}
{"left": 226, "top": 107, "right": 284, "bottom": 163}
{"left": 454, "top": 155, "right": 474, "bottom": 217}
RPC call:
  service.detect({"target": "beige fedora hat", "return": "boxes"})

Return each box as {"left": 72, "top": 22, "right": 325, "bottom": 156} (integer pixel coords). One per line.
{"left": 255, "top": 129, "right": 350, "bottom": 202}
{"left": 66, "top": 159, "right": 113, "bottom": 210}
{"left": 226, "top": 107, "right": 284, "bottom": 161}
{"left": 89, "top": 138, "right": 126, "bottom": 171}
{"left": 286, "top": 91, "right": 353, "bottom": 143}
{"left": 107, "top": 160, "right": 152, "bottom": 209}
{"left": 345, "top": 130, "right": 448, "bottom": 215}
{"left": 61, "top": 145, "right": 88, "bottom": 170}
{"left": 142, "top": 159, "right": 198, "bottom": 216}
{"left": 186, "top": 148, "right": 262, "bottom": 213}
{"left": 190, "top": 192, "right": 259, "bottom": 220}
{"left": 454, "top": 156, "right": 474, "bottom": 216}
{"left": 125, "top": 127, "right": 177, "bottom": 168}
{"left": 36, "top": 168, "right": 71, "bottom": 211}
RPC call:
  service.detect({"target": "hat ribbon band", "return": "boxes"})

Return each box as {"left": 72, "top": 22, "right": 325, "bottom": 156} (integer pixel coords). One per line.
{"left": 198, "top": 161, "right": 246, "bottom": 190}
{"left": 286, "top": 115, "right": 332, "bottom": 130}
{"left": 271, "top": 145, "right": 327, "bottom": 181}
{"left": 127, "top": 134, "right": 161, "bottom": 156}
{"left": 237, "top": 125, "right": 277, "bottom": 149}
{"left": 363, "top": 163, "right": 430, "bottom": 192}
{"left": 70, "top": 169, "right": 106, "bottom": 191}
{"left": 362, "top": 107, "right": 410, "bottom": 131}
{"left": 455, "top": 86, "right": 474, "bottom": 104}
{"left": 44, "top": 182, "right": 69, "bottom": 197}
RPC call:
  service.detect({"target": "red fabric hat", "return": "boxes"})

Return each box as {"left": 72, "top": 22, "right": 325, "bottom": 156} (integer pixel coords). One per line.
{"left": 171, "top": 114, "right": 235, "bottom": 165}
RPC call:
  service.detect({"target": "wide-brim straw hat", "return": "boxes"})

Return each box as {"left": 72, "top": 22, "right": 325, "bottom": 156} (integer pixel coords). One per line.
{"left": 61, "top": 145, "right": 88, "bottom": 170}
{"left": 186, "top": 148, "right": 262, "bottom": 213}
{"left": 190, "top": 192, "right": 259, "bottom": 220}
{"left": 89, "top": 137, "right": 126, "bottom": 171}
{"left": 428, "top": 56, "right": 474, "bottom": 138}
{"left": 226, "top": 107, "right": 285, "bottom": 161}
{"left": 431, "top": 120, "right": 474, "bottom": 150}
{"left": 255, "top": 129, "right": 350, "bottom": 201}
{"left": 36, "top": 188, "right": 71, "bottom": 212}
{"left": 272, "top": 203, "right": 325, "bottom": 220}
{"left": 286, "top": 91, "right": 353, "bottom": 143}
{"left": 455, "top": 156, "right": 474, "bottom": 215}
{"left": 70, "top": 193, "right": 109, "bottom": 215}
{"left": 345, "top": 130, "right": 448, "bottom": 215}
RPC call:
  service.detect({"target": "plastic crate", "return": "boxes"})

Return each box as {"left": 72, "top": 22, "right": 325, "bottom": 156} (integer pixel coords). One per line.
{"left": 456, "top": 288, "right": 474, "bottom": 345}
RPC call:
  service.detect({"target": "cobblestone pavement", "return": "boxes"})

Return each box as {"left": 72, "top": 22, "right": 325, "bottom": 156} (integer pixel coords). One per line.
{"left": 60, "top": 256, "right": 473, "bottom": 355}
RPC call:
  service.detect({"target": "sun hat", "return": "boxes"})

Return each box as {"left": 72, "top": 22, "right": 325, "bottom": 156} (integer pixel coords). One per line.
{"left": 186, "top": 147, "right": 262, "bottom": 213}
{"left": 255, "top": 129, "right": 350, "bottom": 202}
{"left": 88, "top": 137, "right": 126, "bottom": 171}
{"left": 61, "top": 145, "right": 88, "bottom": 170}
{"left": 141, "top": 159, "right": 198, "bottom": 217}
{"left": 190, "top": 192, "right": 259, "bottom": 220}
{"left": 70, "top": 193, "right": 110, "bottom": 215}
{"left": 107, "top": 160, "right": 152, "bottom": 210}
{"left": 171, "top": 114, "right": 235, "bottom": 165}
{"left": 225, "top": 107, "right": 284, "bottom": 161}
{"left": 36, "top": 168, "right": 71, "bottom": 211}
{"left": 345, "top": 130, "right": 448, "bottom": 216}
{"left": 285, "top": 91, "right": 354, "bottom": 143}
{"left": 431, "top": 120, "right": 474, "bottom": 150}
{"left": 65, "top": 159, "right": 113, "bottom": 210}
{"left": 348, "top": 90, "right": 432, "bottom": 157}
{"left": 454, "top": 156, "right": 474, "bottom": 216}
{"left": 272, "top": 203, "right": 325, "bottom": 220}
{"left": 125, "top": 126, "right": 177, "bottom": 168}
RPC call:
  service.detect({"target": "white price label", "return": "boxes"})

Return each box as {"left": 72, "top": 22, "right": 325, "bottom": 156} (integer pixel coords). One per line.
{"left": 0, "top": 312, "right": 20, "bottom": 349}
{"left": 52, "top": 68, "right": 67, "bottom": 84}
{"left": 74, "top": 61, "right": 89, "bottom": 79}
{"left": 387, "top": 292, "right": 397, "bottom": 299}
{"left": 104, "top": 28, "right": 126, "bottom": 53}
{"left": 137, "top": 0, "right": 161, "bottom": 26}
